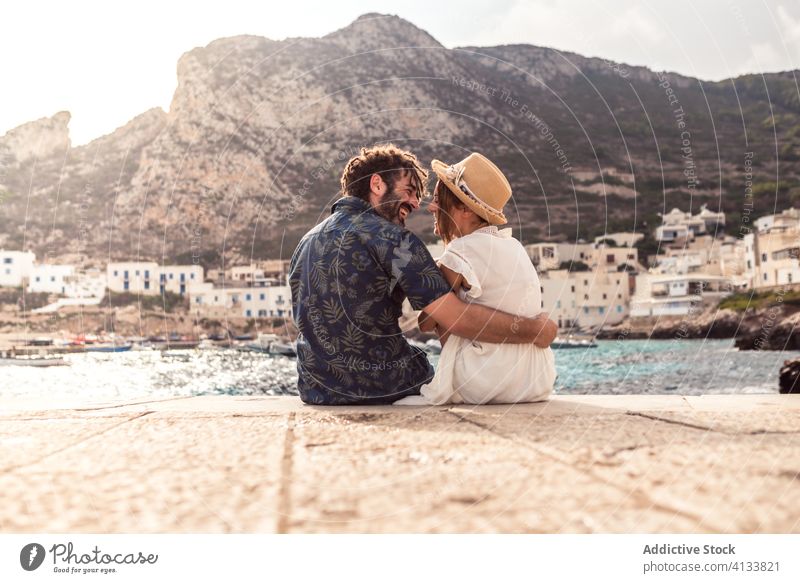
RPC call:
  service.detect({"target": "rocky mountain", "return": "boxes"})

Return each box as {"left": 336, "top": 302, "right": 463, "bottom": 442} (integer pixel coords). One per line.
{"left": 1, "top": 13, "right": 798, "bottom": 266}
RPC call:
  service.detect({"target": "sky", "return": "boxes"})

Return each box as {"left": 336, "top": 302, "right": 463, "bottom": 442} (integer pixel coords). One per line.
{"left": 2, "top": 0, "right": 798, "bottom": 146}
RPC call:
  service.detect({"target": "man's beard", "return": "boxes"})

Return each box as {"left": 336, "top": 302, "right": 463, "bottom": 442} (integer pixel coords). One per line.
{"left": 375, "top": 186, "right": 413, "bottom": 227}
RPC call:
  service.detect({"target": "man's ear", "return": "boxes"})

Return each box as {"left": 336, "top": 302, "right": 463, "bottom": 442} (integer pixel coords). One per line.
{"left": 369, "top": 173, "right": 386, "bottom": 197}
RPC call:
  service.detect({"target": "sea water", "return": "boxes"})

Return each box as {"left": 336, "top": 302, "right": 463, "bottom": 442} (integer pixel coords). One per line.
{"left": 0, "top": 339, "right": 793, "bottom": 400}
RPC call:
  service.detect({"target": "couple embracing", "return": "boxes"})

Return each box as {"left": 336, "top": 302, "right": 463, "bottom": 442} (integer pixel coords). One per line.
{"left": 288, "top": 144, "right": 557, "bottom": 406}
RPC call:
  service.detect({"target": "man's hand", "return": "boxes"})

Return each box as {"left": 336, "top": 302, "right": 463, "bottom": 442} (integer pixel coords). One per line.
{"left": 421, "top": 292, "right": 559, "bottom": 346}
{"left": 531, "top": 313, "right": 558, "bottom": 348}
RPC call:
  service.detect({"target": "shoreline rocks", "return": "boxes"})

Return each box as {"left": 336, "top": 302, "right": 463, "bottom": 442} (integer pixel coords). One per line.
{"left": 599, "top": 305, "right": 800, "bottom": 351}
{"left": 780, "top": 358, "right": 800, "bottom": 394}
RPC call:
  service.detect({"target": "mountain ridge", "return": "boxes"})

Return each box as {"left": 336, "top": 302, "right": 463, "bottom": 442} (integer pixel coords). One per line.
{"left": 1, "top": 13, "right": 797, "bottom": 267}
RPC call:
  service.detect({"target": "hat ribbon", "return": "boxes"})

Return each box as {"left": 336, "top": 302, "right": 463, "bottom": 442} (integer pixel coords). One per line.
{"left": 444, "top": 164, "right": 504, "bottom": 216}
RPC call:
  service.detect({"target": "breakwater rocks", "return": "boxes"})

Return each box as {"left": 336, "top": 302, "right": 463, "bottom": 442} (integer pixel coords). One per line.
{"left": 598, "top": 308, "right": 741, "bottom": 341}
{"left": 780, "top": 358, "right": 800, "bottom": 394}
{"left": 600, "top": 306, "right": 800, "bottom": 351}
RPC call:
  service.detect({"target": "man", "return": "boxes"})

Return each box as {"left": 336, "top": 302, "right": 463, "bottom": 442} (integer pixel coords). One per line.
{"left": 289, "top": 144, "right": 557, "bottom": 405}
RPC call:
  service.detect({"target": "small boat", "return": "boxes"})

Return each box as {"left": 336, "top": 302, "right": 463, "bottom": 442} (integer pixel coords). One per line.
{"left": 551, "top": 338, "right": 598, "bottom": 349}
{"left": 242, "top": 333, "right": 296, "bottom": 357}
{"left": 161, "top": 340, "right": 201, "bottom": 350}
{"left": 0, "top": 356, "right": 69, "bottom": 367}
{"left": 85, "top": 343, "right": 133, "bottom": 353}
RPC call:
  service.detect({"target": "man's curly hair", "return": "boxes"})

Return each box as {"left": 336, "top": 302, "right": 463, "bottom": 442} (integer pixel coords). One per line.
{"left": 340, "top": 144, "right": 429, "bottom": 201}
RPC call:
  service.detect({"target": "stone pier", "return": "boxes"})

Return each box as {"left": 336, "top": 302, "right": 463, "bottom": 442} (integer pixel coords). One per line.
{"left": 1, "top": 395, "right": 799, "bottom": 533}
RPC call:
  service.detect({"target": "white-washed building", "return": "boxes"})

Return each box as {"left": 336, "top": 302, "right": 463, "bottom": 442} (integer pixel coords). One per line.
{"left": 541, "top": 269, "right": 632, "bottom": 330}
{"left": 650, "top": 235, "right": 747, "bottom": 279}
{"left": 260, "top": 259, "right": 292, "bottom": 280}
{"left": 190, "top": 283, "right": 291, "bottom": 319}
{"left": 27, "top": 264, "right": 75, "bottom": 294}
{"left": 655, "top": 206, "right": 723, "bottom": 243}
{"left": 631, "top": 273, "right": 734, "bottom": 317}
{"left": 0, "top": 250, "right": 35, "bottom": 287}
{"left": 743, "top": 209, "right": 800, "bottom": 289}
{"left": 158, "top": 265, "right": 203, "bottom": 296}
{"left": 107, "top": 262, "right": 159, "bottom": 294}
{"left": 593, "top": 232, "right": 644, "bottom": 247}
{"left": 526, "top": 240, "right": 641, "bottom": 274}
{"left": 107, "top": 262, "right": 203, "bottom": 296}
{"left": 229, "top": 264, "right": 265, "bottom": 284}
{"left": 755, "top": 208, "right": 800, "bottom": 233}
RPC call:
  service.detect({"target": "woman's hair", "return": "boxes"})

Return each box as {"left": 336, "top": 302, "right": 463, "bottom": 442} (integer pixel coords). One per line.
{"left": 340, "top": 144, "right": 428, "bottom": 201}
{"left": 434, "top": 180, "right": 488, "bottom": 244}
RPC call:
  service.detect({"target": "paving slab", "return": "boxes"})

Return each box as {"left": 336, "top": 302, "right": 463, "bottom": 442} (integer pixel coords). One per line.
{"left": 0, "top": 395, "right": 798, "bottom": 533}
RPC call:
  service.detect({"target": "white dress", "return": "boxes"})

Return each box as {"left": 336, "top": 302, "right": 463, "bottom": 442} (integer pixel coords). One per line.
{"left": 395, "top": 226, "right": 556, "bottom": 406}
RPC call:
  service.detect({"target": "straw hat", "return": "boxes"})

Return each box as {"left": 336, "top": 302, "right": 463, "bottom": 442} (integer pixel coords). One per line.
{"left": 431, "top": 153, "right": 511, "bottom": 225}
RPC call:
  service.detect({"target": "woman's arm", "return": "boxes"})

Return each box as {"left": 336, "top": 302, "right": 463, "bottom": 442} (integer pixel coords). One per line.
{"left": 421, "top": 292, "right": 558, "bottom": 347}
{"left": 418, "top": 262, "right": 468, "bottom": 334}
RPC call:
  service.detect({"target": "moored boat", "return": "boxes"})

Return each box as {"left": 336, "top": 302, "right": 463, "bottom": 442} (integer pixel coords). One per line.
{"left": 551, "top": 338, "right": 598, "bottom": 349}
{"left": 242, "top": 333, "right": 296, "bottom": 357}
{"left": 85, "top": 343, "right": 133, "bottom": 353}
{"left": 0, "top": 356, "right": 69, "bottom": 367}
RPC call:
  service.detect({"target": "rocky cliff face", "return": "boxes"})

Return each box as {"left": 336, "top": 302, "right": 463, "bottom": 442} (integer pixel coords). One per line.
{"left": 1, "top": 13, "right": 798, "bottom": 265}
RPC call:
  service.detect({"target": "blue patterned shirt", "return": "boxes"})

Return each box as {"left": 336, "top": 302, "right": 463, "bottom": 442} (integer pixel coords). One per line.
{"left": 289, "top": 196, "right": 451, "bottom": 405}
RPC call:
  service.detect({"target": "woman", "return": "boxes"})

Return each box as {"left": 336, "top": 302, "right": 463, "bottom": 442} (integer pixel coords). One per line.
{"left": 395, "top": 153, "right": 556, "bottom": 405}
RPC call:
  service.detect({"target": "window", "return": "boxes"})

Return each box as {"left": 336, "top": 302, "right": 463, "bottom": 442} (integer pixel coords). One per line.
{"left": 144, "top": 270, "right": 149, "bottom": 278}
{"left": 113, "top": 270, "right": 118, "bottom": 277}
{"left": 245, "top": 293, "right": 252, "bottom": 301}
{"left": 583, "top": 307, "right": 589, "bottom": 314}
{"left": 763, "top": 273, "right": 768, "bottom": 281}
{"left": 570, "top": 285, "right": 575, "bottom": 293}
{"left": 583, "top": 280, "right": 588, "bottom": 286}
{"left": 50, "top": 276, "right": 55, "bottom": 282}
{"left": 180, "top": 273, "right": 185, "bottom": 282}
{"left": 190, "top": 273, "right": 195, "bottom": 279}
{"left": 606, "top": 254, "right": 614, "bottom": 263}
{"left": 747, "top": 260, "right": 752, "bottom": 269}
{"left": 556, "top": 300, "right": 561, "bottom": 308}
{"left": 602, "top": 293, "right": 607, "bottom": 300}
{"left": 583, "top": 294, "right": 588, "bottom": 300}
{"left": 123, "top": 281, "right": 129, "bottom": 291}
{"left": 169, "top": 273, "right": 174, "bottom": 280}
{"left": 35, "top": 276, "right": 40, "bottom": 282}
{"left": 617, "top": 305, "right": 623, "bottom": 313}
{"left": 144, "top": 281, "right": 150, "bottom": 290}
{"left": 135, "top": 270, "right": 139, "bottom": 276}
{"left": 258, "top": 310, "right": 267, "bottom": 317}
{"left": 627, "top": 254, "right": 635, "bottom": 260}
{"left": 245, "top": 309, "right": 252, "bottom": 317}
{"left": 260, "top": 293, "right": 265, "bottom": 300}
{"left": 599, "top": 307, "right": 605, "bottom": 314}
{"left": 124, "top": 270, "right": 129, "bottom": 278}
{"left": 2, "top": 258, "right": 11, "bottom": 264}
{"left": 761, "top": 253, "right": 767, "bottom": 262}
{"left": 618, "top": 293, "right": 622, "bottom": 299}
{"left": 195, "top": 297, "right": 202, "bottom": 304}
